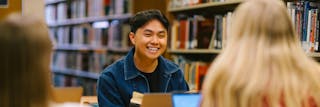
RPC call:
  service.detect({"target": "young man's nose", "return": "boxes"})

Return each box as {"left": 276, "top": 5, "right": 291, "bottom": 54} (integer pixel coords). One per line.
{"left": 150, "top": 36, "right": 159, "bottom": 44}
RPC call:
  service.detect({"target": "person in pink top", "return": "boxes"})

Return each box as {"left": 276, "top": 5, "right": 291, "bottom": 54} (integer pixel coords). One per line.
{"left": 201, "top": 0, "right": 320, "bottom": 107}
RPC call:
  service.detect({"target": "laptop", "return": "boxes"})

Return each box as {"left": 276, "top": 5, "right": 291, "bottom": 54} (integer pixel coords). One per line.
{"left": 171, "top": 93, "right": 201, "bottom": 107}
{"left": 140, "top": 93, "right": 172, "bottom": 107}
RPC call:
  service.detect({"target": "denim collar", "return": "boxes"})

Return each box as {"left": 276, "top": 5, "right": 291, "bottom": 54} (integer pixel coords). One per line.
{"left": 124, "top": 48, "right": 179, "bottom": 80}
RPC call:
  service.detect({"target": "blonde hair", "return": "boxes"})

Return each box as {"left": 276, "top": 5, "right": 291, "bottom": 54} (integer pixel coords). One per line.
{"left": 0, "top": 14, "right": 53, "bottom": 107}
{"left": 201, "top": 0, "right": 320, "bottom": 107}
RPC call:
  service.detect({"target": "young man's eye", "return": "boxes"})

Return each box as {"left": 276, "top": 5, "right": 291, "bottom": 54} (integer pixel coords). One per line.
{"left": 158, "top": 34, "right": 166, "bottom": 38}
{"left": 158, "top": 32, "right": 166, "bottom": 38}
{"left": 144, "top": 34, "right": 152, "bottom": 36}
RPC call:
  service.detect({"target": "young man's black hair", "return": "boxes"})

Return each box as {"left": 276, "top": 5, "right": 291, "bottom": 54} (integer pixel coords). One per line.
{"left": 129, "top": 9, "right": 169, "bottom": 33}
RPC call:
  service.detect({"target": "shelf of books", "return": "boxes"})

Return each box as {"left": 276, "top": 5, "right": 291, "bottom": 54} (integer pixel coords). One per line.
{"left": 46, "top": 0, "right": 133, "bottom": 96}
{"left": 53, "top": 73, "right": 97, "bottom": 95}
{"left": 52, "top": 67, "right": 100, "bottom": 79}
{"left": 287, "top": 1, "right": 320, "bottom": 57}
{"left": 54, "top": 45, "right": 108, "bottom": 51}
{"left": 51, "top": 51, "right": 107, "bottom": 74}
{"left": 168, "top": 0, "right": 242, "bottom": 13}
{"left": 168, "top": 0, "right": 320, "bottom": 91}
{"left": 47, "top": 14, "right": 133, "bottom": 27}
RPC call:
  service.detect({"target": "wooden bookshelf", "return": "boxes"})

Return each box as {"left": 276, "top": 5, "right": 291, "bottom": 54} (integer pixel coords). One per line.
{"left": 46, "top": 0, "right": 130, "bottom": 96}
{"left": 52, "top": 67, "right": 99, "bottom": 79}
{"left": 168, "top": 0, "right": 242, "bottom": 12}
{"left": 54, "top": 45, "right": 108, "bottom": 51}
{"left": 48, "top": 14, "right": 133, "bottom": 27}
{"left": 168, "top": 0, "right": 242, "bottom": 14}
{"left": 167, "top": 0, "right": 320, "bottom": 91}
{"left": 167, "top": 0, "right": 302, "bottom": 15}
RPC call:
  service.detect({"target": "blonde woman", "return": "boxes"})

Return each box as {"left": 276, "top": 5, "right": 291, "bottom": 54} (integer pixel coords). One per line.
{"left": 201, "top": 0, "right": 320, "bottom": 107}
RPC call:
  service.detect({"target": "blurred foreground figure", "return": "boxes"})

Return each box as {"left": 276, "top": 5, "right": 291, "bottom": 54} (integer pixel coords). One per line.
{"left": 0, "top": 14, "right": 88, "bottom": 107}
{"left": 201, "top": 0, "right": 320, "bottom": 107}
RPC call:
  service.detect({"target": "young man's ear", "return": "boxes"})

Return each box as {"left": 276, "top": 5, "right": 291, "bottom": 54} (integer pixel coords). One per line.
{"left": 129, "top": 32, "right": 135, "bottom": 45}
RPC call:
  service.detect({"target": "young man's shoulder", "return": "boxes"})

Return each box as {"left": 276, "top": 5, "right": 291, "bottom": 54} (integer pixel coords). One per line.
{"left": 159, "top": 56, "right": 181, "bottom": 74}
{"left": 101, "top": 58, "right": 125, "bottom": 74}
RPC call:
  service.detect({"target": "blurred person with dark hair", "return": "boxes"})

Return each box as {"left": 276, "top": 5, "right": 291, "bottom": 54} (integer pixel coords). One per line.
{"left": 0, "top": 14, "right": 88, "bottom": 107}
{"left": 0, "top": 14, "right": 53, "bottom": 107}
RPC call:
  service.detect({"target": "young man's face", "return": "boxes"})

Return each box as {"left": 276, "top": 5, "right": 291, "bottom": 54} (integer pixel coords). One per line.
{"left": 129, "top": 19, "right": 168, "bottom": 60}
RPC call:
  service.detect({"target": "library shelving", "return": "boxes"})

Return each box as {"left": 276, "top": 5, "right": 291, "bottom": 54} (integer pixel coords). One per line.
{"left": 46, "top": 0, "right": 170, "bottom": 95}
{"left": 168, "top": 0, "right": 241, "bottom": 14}
{"left": 47, "top": 14, "right": 133, "bottom": 27}
{"left": 54, "top": 45, "right": 108, "bottom": 51}
{"left": 52, "top": 67, "right": 100, "bottom": 79}
{"left": 168, "top": 0, "right": 238, "bottom": 91}
{"left": 168, "top": 0, "right": 320, "bottom": 91}
{"left": 45, "top": 0, "right": 133, "bottom": 96}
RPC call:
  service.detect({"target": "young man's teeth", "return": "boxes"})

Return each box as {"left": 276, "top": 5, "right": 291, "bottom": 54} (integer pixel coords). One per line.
{"left": 148, "top": 47, "right": 158, "bottom": 51}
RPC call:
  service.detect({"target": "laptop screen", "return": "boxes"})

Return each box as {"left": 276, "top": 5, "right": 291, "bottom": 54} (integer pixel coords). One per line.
{"left": 172, "top": 93, "right": 201, "bottom": 107}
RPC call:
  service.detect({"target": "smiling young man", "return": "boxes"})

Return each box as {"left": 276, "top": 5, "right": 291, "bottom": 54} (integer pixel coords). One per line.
{"left": 97, "top": 9, "right": 189, "bottom": 107}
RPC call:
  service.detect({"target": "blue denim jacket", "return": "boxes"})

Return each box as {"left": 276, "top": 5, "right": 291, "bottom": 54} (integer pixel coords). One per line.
{"left": 97, "top": 48, "right": 189, "bottom": 107}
